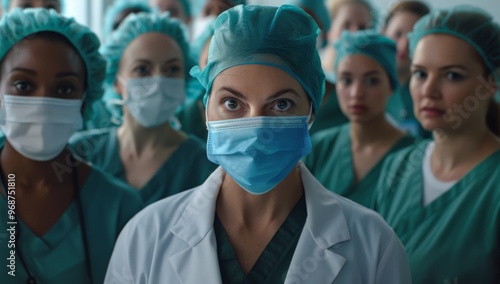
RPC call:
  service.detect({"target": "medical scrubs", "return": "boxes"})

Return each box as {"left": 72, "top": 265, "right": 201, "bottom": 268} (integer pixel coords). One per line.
{"left": 177, "top": 97, "right": 208, "bottom": 142}
{"left": 374, "top": 141, "right": 500, "bottom": 283}
{"left": 69, "top": 127, "right": 217, "bottom": 205}
{"left": 304, "top": 124, "right": 416, "bottom": 208}
{"left": 83, "top": 99, "right": 116, "bottom": 131}
{"left": 386, "top": 81, "right": 431, "bottom": 139}
{"left": 214, "top": 196, "right": 306, "bottom": 283}
{"left": 309, "top": 89, "right": 349, "bottom": 136}
{"left": 0, "top": 166, "right": 143, "bottom": 284}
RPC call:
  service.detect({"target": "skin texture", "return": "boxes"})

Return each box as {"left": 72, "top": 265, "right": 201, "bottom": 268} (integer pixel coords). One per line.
{"left": 149, "top": 0, "right": 191, "bottom": 24}
{"left": 410, "top": 33, "right": 500, "bottom": 182}
{"left": 208, "top": 64, "right": 311, "bottom": 274}
{"left": 8, "top": 0, "right": 61, "bottom": 12}
{"left": 336, "top": 54, "right": 405, "bottom": 181}
{"left": 383, "top": 11, "right": 422, "bottom": 84}
{"left": 114, "top": 32, "right": 187, "bottom": 189}
{"left": 0, "top": 35, "right": 91, "bottom": 237}
{"left": 322, "top": 2, "right": 372, "bottom": 72}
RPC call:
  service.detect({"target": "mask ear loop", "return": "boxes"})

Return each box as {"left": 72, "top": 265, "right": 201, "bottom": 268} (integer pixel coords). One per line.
{"left": 205, "top": 94, "right": 210, "bottom": 130}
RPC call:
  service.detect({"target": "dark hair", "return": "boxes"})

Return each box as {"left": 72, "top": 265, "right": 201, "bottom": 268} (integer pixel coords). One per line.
{"left": 384, "top": 1, "right": 430, "bottom": 28}
{"left": 486, "top": 99, "right": 500, "bottom": 136}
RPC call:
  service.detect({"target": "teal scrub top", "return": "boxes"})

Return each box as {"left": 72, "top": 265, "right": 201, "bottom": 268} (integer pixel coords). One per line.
{"left": 309, "top": 89, "right": 349, "bottom": 136}
{"left": 386, "top": 81, "right": 431, "bottom": 139}
{"left": 304, "top": 124, "right": 416, "bottom": 208}
{"left": 0, "top": 166, "right": 143, "bottom": 284}
{"left": 374, "top": 141, "right": 500, "bottom": 283}
{"left": 214, "top": 196, "right": 307, "bottom": 283}
{"left": 69, "top": 127, "right": 217, "bottom": 205}
{"left": 83, "top": 99, "right": 116, "bottom": 131}
{"left": 177, "top": 97, "right": 208, "bottom": 142}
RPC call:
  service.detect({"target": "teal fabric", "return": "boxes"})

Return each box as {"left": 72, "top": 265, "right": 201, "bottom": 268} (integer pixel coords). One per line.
{"left": 191, "top": 5, "right": 325, "bottom": 113}
{"left": 103, "top": 0, "right": 152, "bottom": 37}
{"left": 214, "top": 196, "right": 307, "bottom": 283}
{"left": 0, "top": 165, "right": 143, "bottom": 284}
{"left": 177, "top": 97, "right": 207, "bottom": 141}
{"left": 304, "top": 124, "right": 415, "bottom": 208}
{"left": 334, "top": 31, "right": 399, "bottom": 90}
{"left": 285, "top": 0, "right": 330, "bottom": 32}
{"left": 69, "top": 127, "right": 217, "bottom": 205}
{"left": 386, "top": 81, "right": 431, "bottom": 139}
{"left": 309, "top": 88, "right": 349, "bottom": 135}
{"left": 374, "top": 141, "right": 500, "bottom": 283}
{"left": 0, "top": 8, "right": 106, "bottom": 123}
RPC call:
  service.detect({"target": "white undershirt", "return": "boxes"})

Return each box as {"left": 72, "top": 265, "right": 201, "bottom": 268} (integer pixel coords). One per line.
{"left": 422, "top": 142, "right": 459, "bottom": 206}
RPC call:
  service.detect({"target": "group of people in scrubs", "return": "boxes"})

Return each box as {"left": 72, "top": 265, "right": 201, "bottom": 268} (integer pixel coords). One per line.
{"left": 0, "top": 0, "right": 498, "bottom": 283}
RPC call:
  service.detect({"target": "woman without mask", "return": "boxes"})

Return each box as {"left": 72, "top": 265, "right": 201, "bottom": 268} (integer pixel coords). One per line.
{"left": 374, "top": 6, "right": 500, "bottom": 283}
{"left": 383, "top": 0, "right": 431, "bottom": 138}
{"left": 0, "top": 8, "right": 143, "bottom": 284}
{"left": 309, "top": 0, "right": 375, "bottom": 135}
{"left": 304, "top": 31, "right": 416, "bottom": 208}
{"left": 105, "top": 5, "right": 411, "bottom": 283}
{"left": 69, "top": 12, "right": 216, "bottom": 206}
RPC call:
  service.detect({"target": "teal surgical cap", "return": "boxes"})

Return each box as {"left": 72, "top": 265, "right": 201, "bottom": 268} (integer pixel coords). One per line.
{"left": 409, "top": 5, "right": 500, "bottom": 81}
{"left": 190, "top": 4, "right": 325, "bottom": 113}
{"left": 0, "top": 8, "right": 106, "bottom": 117}
{"left": 100, "top": 11, "right": 191, "bottom": 121}
{"left": 334, "top": 30, "right": 399, "bottom": 90}
{"left": 285, "top": 0, "right": 330, "bottom": 32}
{"left": 103, "top": 1, "right": 152, "bottom": 37}
{"left": 2, "top": 0, "right": 64, "bottom": 12}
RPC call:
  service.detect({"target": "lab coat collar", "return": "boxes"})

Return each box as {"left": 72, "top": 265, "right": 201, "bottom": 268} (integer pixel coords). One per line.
{"left": 170, "top": 163, "right": 351, "bottom": 283}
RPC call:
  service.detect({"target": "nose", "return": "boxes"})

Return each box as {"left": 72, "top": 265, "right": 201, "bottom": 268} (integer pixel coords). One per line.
{"left": 349, "top": 81, "right": 364, "bottom": 99}
{"left": 420, "top": 75, "right": 441, "bottom": 100}
{"left": 249, "top": 106, "right": 266, "bottom": 117}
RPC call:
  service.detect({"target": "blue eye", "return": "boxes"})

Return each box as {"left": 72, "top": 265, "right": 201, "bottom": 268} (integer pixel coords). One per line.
{"left": 273, "top": 99, "right": 294, "bottom": 112}
{"left": 133, "top": 65, "right": 150, "bottom": 77}
{"left": 446, "top": 72, "right": 464, "bottom": 81}
{"left": 223, "top": 98, "right": 240, "bottom": 111}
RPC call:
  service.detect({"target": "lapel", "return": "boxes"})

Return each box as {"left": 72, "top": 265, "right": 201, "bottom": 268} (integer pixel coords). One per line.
{"left": 285, "top": 163, "right": 351, "bottom": 284}
{"left": 169, "top": 167, "right": 225, "bottom": 284}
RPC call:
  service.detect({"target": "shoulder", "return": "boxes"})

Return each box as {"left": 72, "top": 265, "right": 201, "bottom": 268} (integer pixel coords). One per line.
{"left": 311, "top": 124, "right": 348, "bottom": 145}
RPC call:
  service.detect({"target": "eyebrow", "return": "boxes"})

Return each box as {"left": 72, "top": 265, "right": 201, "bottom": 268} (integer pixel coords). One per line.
{"left": 218, "top": 87, "right": 301, "bottom": 101}
{"left": 339, "top": 70, "right": 381, "bottom": 76}
{"left": 412, "top": 64, "right": 468, "bottom": 71}
{"left": 133, "top": 58, "right": 181, "bottom": 64}
{"left": 10, "top": 67, "right": 36, "bottom": 75}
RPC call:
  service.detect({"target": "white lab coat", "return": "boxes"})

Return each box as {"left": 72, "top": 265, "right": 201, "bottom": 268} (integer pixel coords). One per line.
{"left": 105, "top": 163, "right": 412, "bottom": 284}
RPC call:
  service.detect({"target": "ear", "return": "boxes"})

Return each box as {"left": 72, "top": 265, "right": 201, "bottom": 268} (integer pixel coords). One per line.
{"left": 114, "top": 78, "right": 125, "bottom": 99}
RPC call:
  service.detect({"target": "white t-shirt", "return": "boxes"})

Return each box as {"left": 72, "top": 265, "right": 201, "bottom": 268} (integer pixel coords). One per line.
{"left": 422, "top": 142, "right": 459, "bottom": 206}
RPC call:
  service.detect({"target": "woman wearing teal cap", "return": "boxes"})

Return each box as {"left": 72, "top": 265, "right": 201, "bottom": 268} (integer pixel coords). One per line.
{"left": 2, "top": 0, "right": 63, "bottom": 12}
{"left": 70, "top": 12, "right": 216, "bottom": 206}
{"left": 304, "top": 31, "right": 416, "bottom": 208}
{"left": 383, "top": 0, "right": 431, "bottom": 138}
{"left": 103, "top": 0, "right": 153, "bottom": 37}
{"left": 0, "top": 8, "right": 143, "bottom": 284}
{"left": 149, "top": 0, "right": 191, "bottom": 25}
{"left": 374, "top": 6, "right": 500, "bottom": 283}
{"left": 105, "top": 5, "right": 411, "bottom": 283}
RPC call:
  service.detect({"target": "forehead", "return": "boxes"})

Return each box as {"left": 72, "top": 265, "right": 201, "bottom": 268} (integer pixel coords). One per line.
{"left": 413, "top": 34, "right": 484, "bottom": 68}
{"left": 122, "top": 32, "right": 183, "bottom": 61}
{"left": 386, "top": 11, "right": 421, "bottom": 31}
{"left": 338, "top": 54, "right": 383, "bottom": 73}
{"left": 1, "top": 36, "right": 84, "bottom": 74}
{"left": 336, "top": 3, "right": 371, "bottom": 21}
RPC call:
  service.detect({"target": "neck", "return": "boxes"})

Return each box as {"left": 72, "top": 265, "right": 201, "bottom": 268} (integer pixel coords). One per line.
{"left": 1, "top": 141, "right": 74, "bottom": 188}
{"left": 350, "top": 115, "right": 402, "bottom": 148}
{"left": 216, "top": 164, "right": 304, "bottom": 228}
{"left": 432, "top": 124, "right": 500, "bottom": 170}
{"left": 118, "top": 112, "right": 185, "bottom": 156}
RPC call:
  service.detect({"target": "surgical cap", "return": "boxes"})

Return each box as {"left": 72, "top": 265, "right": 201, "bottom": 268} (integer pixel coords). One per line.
{"left": 100, "top": 11, "right": 191, "bottom": 121}
{"left": 103, "top": 1, "right": 152, "bottom": 37}
{"left": 334, "top": 30, "right": 399, "bottom": 90}
{"left": 409, "top": 5, "right": 500, "bottom": 81}
{"left": 2, "top": 0, "right": 64, "bottom": 13}
{"left": 0, "top": 8, "right": 106, "bottom": 118}
{"left": 177, "top": 0, "right": 191, "bottom": 17}
{"left": 286, "top": 0, "right": 331, "bottom": 32}
{"left": 191, "top": 5, "right": 325, "bottom": 113}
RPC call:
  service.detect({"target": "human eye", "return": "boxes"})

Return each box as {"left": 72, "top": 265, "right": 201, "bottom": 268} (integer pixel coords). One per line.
{"left": 163, "top": 64, "right": 182, "bottom": 77}
{"left": 222, "top": 98, "right": 241, "bottom": 111}
{"left": 272, "top": 98, "right": 294, "bottom": 112}
{"left": 339, "top": 77, "right": 352, "bottom": 86}
{"left": 366, "top": 76, "right": 380, "bottom": 86}
{"left": 133, "top": 65, "right": 151, "bottom": 77}
{"left": 57, "top": 84, "right": 76, "bottom": 96}
{"left": 13, "top": 80, "right": 33, "bottom": 93}
{"left": 445, "top": 71, "right": 464, "bottom": 82}
{"left": 411, "top": 69, "right": 427, "bottom": 80}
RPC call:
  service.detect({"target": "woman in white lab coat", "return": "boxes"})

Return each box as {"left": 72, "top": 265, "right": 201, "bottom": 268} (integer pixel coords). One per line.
{"left": 105, "top": 5, "right": 411, "bottom": 284}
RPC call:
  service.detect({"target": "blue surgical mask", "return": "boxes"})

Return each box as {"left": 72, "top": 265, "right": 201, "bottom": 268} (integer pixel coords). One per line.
{"left": 124, "top": 76, "right": 185, "bottom": 128}
{"left": 207, "top": 112, "right": 313, "bottom": 195}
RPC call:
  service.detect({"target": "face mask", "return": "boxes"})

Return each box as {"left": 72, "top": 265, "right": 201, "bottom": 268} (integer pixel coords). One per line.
{"left": 206, "top": 109, "right": 313, "bottom": 195}
{"left": 0, "top": 94, "right": 83, "bottom": 161}
{"left": 125, "top": 76, "right": 186, "bottom": 128}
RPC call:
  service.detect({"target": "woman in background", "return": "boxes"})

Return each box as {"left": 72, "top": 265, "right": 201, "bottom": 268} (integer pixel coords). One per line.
{"left": 2, "top": 0, "right": 63, "bottom": 12}
{"left": 304, "top": 31, "right": 415, "bottom": 208}
{"left": 70, "top": 12, "right": 216, "bottom": 205}
{"left": 0, "top": 8, "right": 143, "bottom": 283}
{"left": 374, "top": 6, "right": 500, "bottom": 283}
{"left": 383, "top": 0, "right": 431, "bottom": 138}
